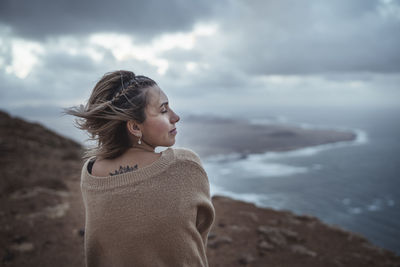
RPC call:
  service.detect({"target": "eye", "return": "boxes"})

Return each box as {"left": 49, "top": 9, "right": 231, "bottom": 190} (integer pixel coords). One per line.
{"left": 161, "top": 109, "right": 168, "bottom": 113}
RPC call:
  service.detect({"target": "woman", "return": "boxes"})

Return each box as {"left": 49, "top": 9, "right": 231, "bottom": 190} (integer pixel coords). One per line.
{"left": 65, "top": 70, "right": 215, "bottom": 267}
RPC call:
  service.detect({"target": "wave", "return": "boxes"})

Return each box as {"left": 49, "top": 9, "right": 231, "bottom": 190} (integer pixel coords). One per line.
{"left": 204, "top": 157, "right": 312, "bottom": 179}
{"left": 210, "top": 183, "right": 286, "bottom": 209}
{"left": 342, "top": 196, "right": 396, "bottom": 215}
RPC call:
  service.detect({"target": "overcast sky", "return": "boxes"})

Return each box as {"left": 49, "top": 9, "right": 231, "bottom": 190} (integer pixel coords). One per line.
{"left": 0, "top": 0, "right": 399, "bottom": 136}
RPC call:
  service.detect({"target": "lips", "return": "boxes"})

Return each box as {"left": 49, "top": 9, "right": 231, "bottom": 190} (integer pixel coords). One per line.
{"left": 169, "top": 128, "right": 177, "bottom": 134}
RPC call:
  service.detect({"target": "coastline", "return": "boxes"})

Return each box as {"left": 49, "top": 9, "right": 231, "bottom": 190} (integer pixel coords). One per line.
{"left": 176, "top": 114, "right": 358, "bottom": 158}
{"left": 1, "top": 109, "right": 399, "bottom": 266}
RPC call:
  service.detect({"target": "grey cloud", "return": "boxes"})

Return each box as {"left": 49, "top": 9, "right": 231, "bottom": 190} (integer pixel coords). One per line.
{"left": 2, "top": 0, "right": 400, "bottom": 115}
{"left": 162, "top": 49, "right": 204, "bottom": 64}
{"left": 0, "top": 71, "right": 47, "bottom": 107}
{"left": 160, "top": 63, "right": 251, "bottom": 96}
{"left": 0, "top": 32, "right": 13, "bottom": 66}
{"left": 0, "top": 42, "right": 170, "bottom": 110}
{"left": 0, "top": 51, "right": 101, "bottom": 107}
{"left": 215, "top": 0, "right": 400, "bottom": 74}
{"left": 42, "top": 52, "right": 99, "bottom": 73}
{"left": 0, "top": 0, "right": 221, "bottom": 40}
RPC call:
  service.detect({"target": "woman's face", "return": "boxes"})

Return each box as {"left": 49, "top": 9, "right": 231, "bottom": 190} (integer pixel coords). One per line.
{"left": 138, "top": 85, "right": 180, "bottom": 148}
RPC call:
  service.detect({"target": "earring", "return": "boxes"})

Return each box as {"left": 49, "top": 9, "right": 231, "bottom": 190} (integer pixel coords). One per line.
{"left": 134, "top": 133, "right": 142, "bottom": 145}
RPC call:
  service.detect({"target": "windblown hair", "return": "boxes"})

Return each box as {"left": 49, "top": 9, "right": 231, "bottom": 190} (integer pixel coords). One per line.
{"left": 64, "top": 70, "right": 157, "bottom": 160}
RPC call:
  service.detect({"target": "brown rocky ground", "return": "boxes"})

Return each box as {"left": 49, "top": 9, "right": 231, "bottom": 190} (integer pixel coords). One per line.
{"left": 1, "top": 110, "right": 399, "bottom": 267}
{"left": 208, "top": 196, "right": 400, "bottom": 267}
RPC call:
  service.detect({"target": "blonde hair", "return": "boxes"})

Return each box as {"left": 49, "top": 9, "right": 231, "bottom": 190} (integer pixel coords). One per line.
{"left": 64, "top": 70, "right": 157, "bottom": 160}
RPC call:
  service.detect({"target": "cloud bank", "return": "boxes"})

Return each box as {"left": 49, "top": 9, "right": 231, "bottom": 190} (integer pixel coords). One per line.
{"left": 0, "top": 0, "right": 399, "bottom": 120}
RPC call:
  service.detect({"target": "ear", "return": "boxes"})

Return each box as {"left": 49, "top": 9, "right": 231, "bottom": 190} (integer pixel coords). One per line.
{"left": 126, "top": 120, "right": 142, "bottom": 137}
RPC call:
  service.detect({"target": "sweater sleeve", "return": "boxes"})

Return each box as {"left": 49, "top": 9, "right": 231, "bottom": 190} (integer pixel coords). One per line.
{"left": 196, "top": 181, "right": 214, "bottom": 249}
{"left": 174, "top": 148, "right": 215, "bottom": 247}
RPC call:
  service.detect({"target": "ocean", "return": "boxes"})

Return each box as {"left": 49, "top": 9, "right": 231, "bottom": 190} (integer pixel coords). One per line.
{"left": 201, "top": 106, "right": 400, "bottom": 255}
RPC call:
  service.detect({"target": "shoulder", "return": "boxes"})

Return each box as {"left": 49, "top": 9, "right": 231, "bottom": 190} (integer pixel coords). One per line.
{"left": 170, "top": 147, "right": 207, "bottom": 176}
{"left": 172, "top": 147, "right": 203, "bottom": 166}
{"left": 170, "top": 147, "right": 209, "bottom": 184}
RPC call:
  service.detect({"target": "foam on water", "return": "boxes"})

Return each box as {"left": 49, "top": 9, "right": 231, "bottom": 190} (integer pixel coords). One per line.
{"left": 210, "top": 183, "right": 287, "bottom": 209}
{"left": 203, "top": 128, "right": 367, "bottom": 180}
{"left": 341, "top": 196, "right": 396, "bottom": 215}
{"left": 204, "top": 158, "right": 310, "bottom": 179}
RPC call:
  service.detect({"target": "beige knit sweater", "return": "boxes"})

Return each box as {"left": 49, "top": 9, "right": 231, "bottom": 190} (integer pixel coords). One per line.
{"left": 80, "top": 147, "right": 215, "bottom": 267}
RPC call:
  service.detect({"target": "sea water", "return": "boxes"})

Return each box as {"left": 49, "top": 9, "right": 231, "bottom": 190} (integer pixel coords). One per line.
{"left": 204, "top": 106, "right": 400, "bottom": 255}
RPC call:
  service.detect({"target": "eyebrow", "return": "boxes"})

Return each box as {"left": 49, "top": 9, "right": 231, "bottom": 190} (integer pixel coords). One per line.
{"left": 159, "top": 101, "right": 168, "bottom": 108}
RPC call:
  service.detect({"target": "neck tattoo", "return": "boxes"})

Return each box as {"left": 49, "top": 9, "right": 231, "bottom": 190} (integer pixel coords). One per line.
{"left": 109, "top": 164, "right": 138, "bottom": 176}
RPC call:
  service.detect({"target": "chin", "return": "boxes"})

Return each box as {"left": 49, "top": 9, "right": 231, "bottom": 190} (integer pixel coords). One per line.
{"left": 166, "top": 139, "right": 176, "bottom": 147}
{"left": 167, "top": 141, "right": 176, "bottom": 147}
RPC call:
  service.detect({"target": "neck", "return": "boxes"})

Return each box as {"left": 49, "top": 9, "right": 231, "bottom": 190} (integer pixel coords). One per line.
{"left": 130, "top": 141, "right": 156, "bottom": 153}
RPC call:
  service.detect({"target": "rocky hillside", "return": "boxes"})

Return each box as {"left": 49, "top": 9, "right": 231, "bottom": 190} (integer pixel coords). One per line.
{"left": 0, "top": 110, "right": 399, "bottom": 266}
{"left": 0, "top": 110, "right": 85, "bottom": 266}
{"left": 0, "top": 110, "right": 82, "bottom": 194}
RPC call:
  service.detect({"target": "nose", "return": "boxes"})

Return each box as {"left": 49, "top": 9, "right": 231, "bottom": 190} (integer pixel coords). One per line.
{"left": 171, "top": 109, "right": 180, "bottom": 123}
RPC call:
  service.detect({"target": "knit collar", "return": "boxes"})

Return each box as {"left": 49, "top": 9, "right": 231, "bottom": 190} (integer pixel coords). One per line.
{"left": 81, "top": 147, "right": 175, "bottom": 191}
